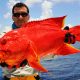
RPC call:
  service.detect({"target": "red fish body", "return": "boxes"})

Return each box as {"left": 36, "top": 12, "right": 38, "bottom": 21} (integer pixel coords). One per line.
{"left": 0, "top": 16, "right": 80, "bottom": 72}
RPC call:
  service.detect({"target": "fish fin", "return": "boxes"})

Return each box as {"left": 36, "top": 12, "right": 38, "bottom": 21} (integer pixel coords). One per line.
{"left": 70, "top": 25, "right": 80, "bottom": 41}
{"left": 55, "top": 43, "right": 80, "bottom": 55}
{"left": 23, "top": 16, "right": 66, "bottom": 29}
{"left": 28, "top": 61, "right": 48, "bottom": 72}
{"left": 40, "top": 16, "right": 66, "bottom": 29}
{"left": 26, "top": 42, "right": 48, "bottom": 72}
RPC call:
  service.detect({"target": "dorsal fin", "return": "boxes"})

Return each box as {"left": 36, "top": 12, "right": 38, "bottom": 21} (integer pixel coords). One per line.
{"left": 22, "top": 16, "right": 66, "bottom": 29}
{"left": 39, "top": 16, "right": 66, "bottom": 29}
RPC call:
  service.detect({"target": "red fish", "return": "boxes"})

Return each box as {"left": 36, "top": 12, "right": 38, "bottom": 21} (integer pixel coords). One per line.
{"left": 0, "top": 16, "right": 80, "bottom": 72}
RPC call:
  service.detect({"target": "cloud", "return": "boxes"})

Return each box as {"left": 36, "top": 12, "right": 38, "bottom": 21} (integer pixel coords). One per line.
{"left": 3, "top": 12, "right": 11, "bottom": 19}
{"left": 66, "top": 24, "right": 73, "bottom": 28}
{"left": 0, "top": 26, "right": 11, "bottom": 38}
{"left": 3, "top": 26, "right": 11, "bottom": 32}
{"left": 3, "top": 0, "right": 20, "bottom": 19}
{"left": 24, "top": 0, "right": 42, "bottom": 7}
{"left": 8, "top": 0, "right": 42, "bottom": 9}
{"left": 51, "top": 0, "right": 78, "bottom": 3}
{"left": 1, "top": 26, "right": 11, "bottom": 33}
{"left": 25, "top": 0, "right": 54, "bottom": 19}
{"left": 40, "top": 0, "right": 53, "bottom": 19}
{"left": 8, "top": 0, "right": 20, "bottom": 9}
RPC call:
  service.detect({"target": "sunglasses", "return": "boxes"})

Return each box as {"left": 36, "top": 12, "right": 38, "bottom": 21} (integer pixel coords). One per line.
{"left": 13, "top": 12, "right": 28, "bottom": 17}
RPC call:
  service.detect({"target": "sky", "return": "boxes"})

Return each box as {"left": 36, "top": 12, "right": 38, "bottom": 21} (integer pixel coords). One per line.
{"left": 0, "top": 0, "right": 80, "bottom": 34}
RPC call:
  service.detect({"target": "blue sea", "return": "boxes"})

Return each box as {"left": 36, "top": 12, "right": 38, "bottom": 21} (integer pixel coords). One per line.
{"left": 39, "top": 54, "right": 80, "bottom": 80}
{"left": 0, "top": 54, "right": 80, "bottom": 80}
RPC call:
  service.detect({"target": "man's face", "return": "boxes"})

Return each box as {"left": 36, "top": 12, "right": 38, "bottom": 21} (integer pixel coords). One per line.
{"left": 12, "top": 6, "right": 30, "bottom": 28}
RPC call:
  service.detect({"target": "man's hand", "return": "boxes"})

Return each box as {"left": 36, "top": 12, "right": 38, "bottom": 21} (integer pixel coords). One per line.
{"left": 64, "top": 32, "right": 75, "bottom": 44}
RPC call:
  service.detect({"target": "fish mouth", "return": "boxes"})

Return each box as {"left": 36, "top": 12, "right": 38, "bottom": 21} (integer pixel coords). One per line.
{"left": 0, "top": 62, "right": 9, "bottom": 67}
{"left": 0, "top": 50, "right": 28, "bottom": 68}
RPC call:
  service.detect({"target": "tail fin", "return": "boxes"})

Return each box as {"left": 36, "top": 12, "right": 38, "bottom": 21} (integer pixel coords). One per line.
{"left": 70, "top": 25, "right": 80, "bottom": 41}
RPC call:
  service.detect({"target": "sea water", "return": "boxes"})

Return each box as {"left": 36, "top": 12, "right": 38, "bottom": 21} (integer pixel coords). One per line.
{"left": 39, "top": 53, "right": 80, "bottom": 80}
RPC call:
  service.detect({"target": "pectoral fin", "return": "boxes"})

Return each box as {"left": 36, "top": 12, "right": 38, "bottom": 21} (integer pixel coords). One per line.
{"left": 26, "top": 42, "right": 48, "bottom": 72}
{"left": 28, "top": 61, "right": 48, "bottom": 72}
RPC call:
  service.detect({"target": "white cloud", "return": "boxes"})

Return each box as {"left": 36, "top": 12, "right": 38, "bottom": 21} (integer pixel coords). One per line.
{"left": 40, "top": 0, "right": 53, "bottom": 19}
{"left": 24, "top": 0, "right": 42, "bottom": 7}
{"left": 3, "top": 12, "right": 11, "bottom": 19}
{"left": 66, "top": 24, "right": 73, "bottom": 28}
{"left": 29, "top": 17, "right": 41, "bottom": 21}
{"left": 3, "top": 26, "right": 11, "bottom": 32}
{"left": 24, "top": 0, "right": 54, "bottom": 19}
{"left": 0, "top": 26, "right": 11, "bottom": 38}
{"left": 1, "top": 26, "right": 11, "bottom": 33}
{"left": 8, "top": 0, "right": 20, "bottom": 9}
{"left": 8, "top": 0, "right": 42, "bottom": 9}
{"left": 51, "top": 0, "right": 78, "bottom": 3}
{"left": 3, "top": 0, "right": 20, "bottom": 19}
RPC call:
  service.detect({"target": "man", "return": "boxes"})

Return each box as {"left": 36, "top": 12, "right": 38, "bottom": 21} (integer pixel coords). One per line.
{"left": 2, "top": 2, "right": 41, "bottom": 80}
{"left": 12, "top": 2, "right": 29, "bottom": 29}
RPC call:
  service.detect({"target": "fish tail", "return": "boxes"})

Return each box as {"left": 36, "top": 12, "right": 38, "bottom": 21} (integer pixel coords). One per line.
{"left": 70, "top": 25, "right": 80, "bottom": 41}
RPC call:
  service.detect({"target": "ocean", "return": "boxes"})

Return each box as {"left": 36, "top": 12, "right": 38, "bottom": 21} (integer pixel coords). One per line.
{"left": 39, "top": 53, "right": 80, "bottom": 80}
{"left": 0, "top": 54, "right": 80, "bottom": 80}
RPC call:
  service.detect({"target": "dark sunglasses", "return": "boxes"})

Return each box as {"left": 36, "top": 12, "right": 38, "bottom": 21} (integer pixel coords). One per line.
{"left": 13, "top": 12, "right": 28, "bottom": 17}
